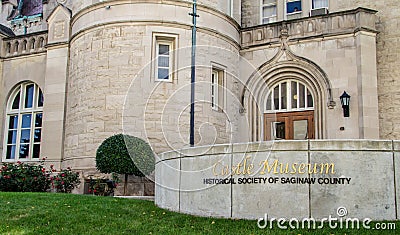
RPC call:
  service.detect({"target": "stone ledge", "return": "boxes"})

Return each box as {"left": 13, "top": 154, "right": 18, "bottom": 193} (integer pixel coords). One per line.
{"left": 241, "top": 7, "right": 378, "bottom": 49}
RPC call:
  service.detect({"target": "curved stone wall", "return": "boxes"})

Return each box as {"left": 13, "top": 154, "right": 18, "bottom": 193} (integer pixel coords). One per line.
{"left": 64, "top": 0, "right": 241, "bottom": 173}
{"left": 71, "top": 0, "right": 240, "bottom": 21}
{"left": 70, "top": 1, "right": 239, "bottom": 42}
{"left": 155, "top": 140, "right": 400, "bottom": 220}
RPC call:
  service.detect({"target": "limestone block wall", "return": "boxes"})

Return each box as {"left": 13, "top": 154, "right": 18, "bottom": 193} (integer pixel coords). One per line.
{"left": 156, "top": 140, "right": 399, "bottom": 220}
{"left": 332, "top": 1, "right": 400, "bottom": 140}
{"left": 241, "top": 0, "right": 400, "bottom": 140}
{"left": 64, "top": 1, "right": 241, "bottom": 174}
{"left": 70, "top": 0, "right": 241, "bottom": 24}
{"left": 237, "top": 8, "right": 379, "bottom": 141}
{"left": 0, "top": 53, "right": 65, "bottom": 166}
{"left": 65, "top": 23, "right": 240, "bottom": 172}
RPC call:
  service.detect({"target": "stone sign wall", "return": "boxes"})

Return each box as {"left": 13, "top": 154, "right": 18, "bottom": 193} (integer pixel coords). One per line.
{"left": 156, "top": 140, "right": 399, "bottom": 220}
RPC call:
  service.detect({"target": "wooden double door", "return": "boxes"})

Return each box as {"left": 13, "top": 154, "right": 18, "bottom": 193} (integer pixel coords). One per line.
{"left": 264, "top": 111, "right": 314, "bottom": 140}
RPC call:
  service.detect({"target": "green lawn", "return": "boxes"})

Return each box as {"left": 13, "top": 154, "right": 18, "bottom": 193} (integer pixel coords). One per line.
{"left": 0, "top": 192, "right": 398, "bottom": 235}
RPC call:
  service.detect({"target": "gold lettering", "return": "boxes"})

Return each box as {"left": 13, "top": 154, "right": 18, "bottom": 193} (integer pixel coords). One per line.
{"left": 308, "top": 163, "right": 317, "bottom": 174}
{"left": 242, "top": 156, "right": 253, "bottom": 175}
{"left": 259, "top": 159, "right": 278, "bottom": 174}
{"left": 320, "top": 163, "right": 335, "bottom": 174}
{"left": 212, "top": 161, "right": 220, "bottom": 176}
{"left": 231, "top": 165, "right": 237, "bottom": 175}
{"left": 280, "top": 162, "right": 289, "bottom": 174}
{"left": 246, "top": 163, "right": 254, "bottom": 175}
{"left": 218, "top": 158, "right": 335, "bottom": 176}
{"left": 234, "top": 161, "right": 242, "bottom": 175}
{"left": 298, "top": 163, "right": 306, "bottom": 174}
{"left": 290, "top": 163, "right": 298, "bottom": 174}
{"left": 222, "top": 165, "right": 229, "bottom": 176}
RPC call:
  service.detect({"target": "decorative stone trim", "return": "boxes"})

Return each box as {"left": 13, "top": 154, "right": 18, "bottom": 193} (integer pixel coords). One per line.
{"left": 241, "top": 7, "right": 378, "bottom": 49}
{"left": 2, "top": 31, "right": 47, "bottom": 58}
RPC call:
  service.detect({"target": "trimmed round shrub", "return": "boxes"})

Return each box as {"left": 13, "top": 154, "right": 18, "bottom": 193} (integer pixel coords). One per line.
{"left": 96, "top": 134, "right": 155, "bottom": 177}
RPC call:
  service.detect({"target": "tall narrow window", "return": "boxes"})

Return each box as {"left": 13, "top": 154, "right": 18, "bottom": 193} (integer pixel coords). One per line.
{"left": 211, "top": 68, "right": 224, "bottom": 111}
{"left": 211, "top": 70, "right": 219, "bottom": 110}
{"left": 261, "top": 0, "right": 277, "bottom": 24}
{"left": 312, "top": 0, "right": 328, "bottom": 9}
{"left": 4, "top": 83, "right": 43, "bottom": 161}
{"left": 153, "top": 34, "right": 177, "bottom": 82}
{"left": 156, "top": 42, "right": 172, "bottom": 81}
{"left": 286, "top": 0, "right": 302, "bottom": 20}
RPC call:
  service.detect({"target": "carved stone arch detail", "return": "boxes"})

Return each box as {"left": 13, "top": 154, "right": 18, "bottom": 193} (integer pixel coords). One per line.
{"left": 241, "top": 55, "right": 335, "bottom": 110}
{"left": 240, "top": 32, "right": 335, "bottom": 141}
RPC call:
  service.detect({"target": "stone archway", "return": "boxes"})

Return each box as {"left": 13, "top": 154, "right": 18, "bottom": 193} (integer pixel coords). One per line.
{"left": 240, "top": 26, "right": 335, "bottom": 141}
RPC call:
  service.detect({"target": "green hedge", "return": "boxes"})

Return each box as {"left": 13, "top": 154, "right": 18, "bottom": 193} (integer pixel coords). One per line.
{"left": 96, "top": 134, "right": 155, "bottom": 177}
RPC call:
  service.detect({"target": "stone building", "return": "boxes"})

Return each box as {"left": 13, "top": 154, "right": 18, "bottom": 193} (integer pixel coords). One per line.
{"left": 0, "top": 0, "right": 398, "bottom": 193}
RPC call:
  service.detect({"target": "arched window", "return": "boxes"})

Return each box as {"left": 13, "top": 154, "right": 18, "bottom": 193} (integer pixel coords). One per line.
{"left": 22, "top": 40, "right": 28, "bottom": 51}
{"left": 30, "top": 38, "right": 36, "bottom": 50}
{"left": 39, "top": 37, "right": 45, "bottom": 48}
{"left": 264, "top": 80, "right": 315, "bottom": 140}
{"left": 266, "top": 80, "right": 314, "bottom": 112}
{"left": 6, "top": 42, "right": 11, "bottom": 54}
{"left": 14, "top": 41, "right": 19, "bottom": 53}
{"left": 4, "top": 83, "right": 44, "bottom": 160}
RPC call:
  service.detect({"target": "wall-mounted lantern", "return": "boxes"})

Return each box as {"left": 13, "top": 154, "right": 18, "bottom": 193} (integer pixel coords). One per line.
{"left": 340, "top": 91, "right": 351, "bottom": 117}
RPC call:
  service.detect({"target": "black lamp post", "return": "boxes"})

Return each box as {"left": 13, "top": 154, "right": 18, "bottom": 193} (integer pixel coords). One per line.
{"left": 189, "top": 0, "right": 199, "bottom": 147}
{"left": 340, "top": 91, "right": 351, "bottom": 117}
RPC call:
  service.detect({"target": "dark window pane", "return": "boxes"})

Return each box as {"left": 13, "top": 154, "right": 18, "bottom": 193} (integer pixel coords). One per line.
{"left": 275, "top": 122, "right": 285, "bottom": 139}
{"left": 299, "top": 83, "right": 305, "bottom": 108}
{"left": 21, "top": 129, "right": 31, "bottom": 143}
{"left": 158, "top": 68, "right": 169, "bottom": 80}
{"left": 273, "top": 86, "right": 279, "bottom": 110}
{"left": 6, "top": 145, "right": 16, "bottom": 159}
{"left": 37, "top": 89, "right": 44, "bottom": 107}
{"left": 34, "top": 129, "right": 41, "bottom": 142}
{"left": 281, "top": 82, "right": 287, "bottom": 109}
{"left": 22, "top": 114, "right": 32, "bottom": 128}
{"left": 212, "top": 73, "right": 216, "bottom": 85}
{"left": 33, "top": 144, "right": 40, "bottom": 159}
{"left": 7, "top": 130, "right": 17, "bottom": 144}
{"left": 8, "top": 116, "right": 18, "bottom": 129}
{"left": 19, "top": 144, "right": 29, "bottom": 159}
{"left": 287, "top": 1, "right": 302, "bottom": 13}
{"left": 25, "top": 84, "right": 34, "bottom": 108}
{"left": 35, "top": 113, "right": 43, "bottom": 127}
{"left": 158, "top": 44, "right": 170, "bottom": 55}
{"left": 307, "top": 89, "right": 314, "bottom": 108}
{"left": 12, "top": 92, "right": 20, "bottom": 109}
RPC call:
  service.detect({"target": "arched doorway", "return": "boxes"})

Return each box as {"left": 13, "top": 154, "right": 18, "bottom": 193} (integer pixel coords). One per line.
{"left": 264, "top": 80, "right": 314, "bottom": 140}
{"left": 240, "top": 28, "right": 336, "bottom": 142}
